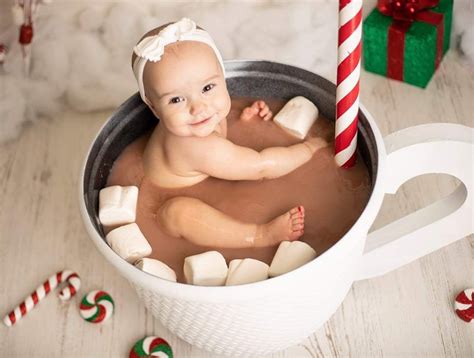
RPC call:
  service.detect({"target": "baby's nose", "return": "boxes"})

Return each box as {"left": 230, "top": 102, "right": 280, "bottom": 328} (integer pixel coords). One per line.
{"left": 190, "top": 101, "right": 208, "bottom": 116}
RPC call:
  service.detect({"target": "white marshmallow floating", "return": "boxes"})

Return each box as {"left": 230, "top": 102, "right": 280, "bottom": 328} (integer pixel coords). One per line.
{"left": 135, "top": 258, "right": 177, "bottom": 282}
{"left": 269, "top": 241, "right": 317, "bottom": 277}
{"left": 273, "top": 96, "right": 319, "bottom": 139}
{"left": 105, "top": 223, "right": 152, "bottom": 263}
{"left": 225, "top": 258, "right": 269, "bottom": 286}
{"left": 99, "top": 185, "right": 139, "bottom": 227}
{"left": 184, "top": 251, "right": 228, "bottom": 286}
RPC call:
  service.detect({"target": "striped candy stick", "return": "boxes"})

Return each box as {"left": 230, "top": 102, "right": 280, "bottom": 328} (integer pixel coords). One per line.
{"left": 3, "top": 270, "right": 81, "bottom": 327}
{"left": 335, "top": 0, "right": 363, "bottom": 168}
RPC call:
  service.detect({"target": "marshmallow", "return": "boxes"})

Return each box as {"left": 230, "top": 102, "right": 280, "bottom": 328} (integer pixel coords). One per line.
{"left": 269, "top": 241, "right": 317, "bottom": 277}
{"left": 183, "top": 251, "right": 228, "bottom": 286}
{"left": 225, "top": 258, "right": 269, "bottom": 286}
{"left": 135, "top": 258, "right": 177, "bottom": 282}
{"left": 105, "top": 223, "right": 152, "bottom": 263}
{"left": 99, "top": 185, "right": 139, "bottom": 227}
{"left": 273, "top": 96, "right": 319, "bottom": 139}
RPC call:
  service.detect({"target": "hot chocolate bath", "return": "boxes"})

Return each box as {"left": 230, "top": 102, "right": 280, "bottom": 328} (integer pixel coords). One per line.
{"left": 106, "top": 96, "right": 371, "bottom": 282}
{"left": 79, "top": 61, "right": 473, "bottom": 357}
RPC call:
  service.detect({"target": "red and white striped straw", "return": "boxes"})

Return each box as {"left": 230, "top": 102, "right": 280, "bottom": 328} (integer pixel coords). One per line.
{"left": 335, "top": 0, "right": 363, "bottom": 168}
{"left": 3, "top": 270, "right": 81, "bottom": 327}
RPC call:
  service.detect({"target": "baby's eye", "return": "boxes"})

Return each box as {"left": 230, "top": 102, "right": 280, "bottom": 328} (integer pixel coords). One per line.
{"left": 203, "top": 83, "right": 215, "bottom": 93}
{"left": 169, "top": 97, "right": 184, "bottom": 104}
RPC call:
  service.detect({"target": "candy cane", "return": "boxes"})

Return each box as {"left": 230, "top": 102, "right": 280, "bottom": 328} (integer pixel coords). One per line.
{"left": 3, "top": 270, "right": 81, "bottom": 327}
{"left": 335, "top": 0, "right": 363, "bottom": 168}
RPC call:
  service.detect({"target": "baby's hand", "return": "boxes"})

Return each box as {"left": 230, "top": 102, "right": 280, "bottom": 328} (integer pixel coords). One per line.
{"left": 240, "top": 100, "right": 273, "bottom": 121}
{"left": 304, "top": 135, "right": 329, "bottom": 154}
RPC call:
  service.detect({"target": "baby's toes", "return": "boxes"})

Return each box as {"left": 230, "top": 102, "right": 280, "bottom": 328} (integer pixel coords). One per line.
{"left": 292, "top": 222, "right": 304, "bottom": 232}
{"left": 240, "top": 107, "right": 258, "bottom": 121}
{"left": 255, "top": 100, "right": 265, "bottom": 109}
{"left": 291, "top": 216, "right": 304, "bottom": 232}
{"left": 262, "top": 110, "right": 273, "bottom": 121}
{"left": 259, "top": 105, "right": 270, "bottom": 116}
{"left": 289, "top": 206, "right": 298, "bottom": 216}
{"left": 292, "top": 217, "right": 304, "bottom": 226}
{"left": 248, "top": 101, "right": 261, "bottom": 112}
{"left": 289, "top": 206, "right": 304, "bottom": 219}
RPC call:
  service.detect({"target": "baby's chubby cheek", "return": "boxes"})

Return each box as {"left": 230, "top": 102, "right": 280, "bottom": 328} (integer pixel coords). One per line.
{"left": 217, "top": 91, "right": 232, "bottom": 119}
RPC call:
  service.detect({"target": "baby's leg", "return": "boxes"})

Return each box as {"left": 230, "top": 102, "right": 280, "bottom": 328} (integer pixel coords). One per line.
{"left": 157, "top": 196, "right": 305, "bottom": 249}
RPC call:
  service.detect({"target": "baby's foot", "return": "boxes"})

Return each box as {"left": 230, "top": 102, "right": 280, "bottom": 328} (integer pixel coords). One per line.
{"left": 239, "top": 100, "right": 273, "bottom": 121}
{"left": 258, "top": 206, "right": 305, "bottom": 247}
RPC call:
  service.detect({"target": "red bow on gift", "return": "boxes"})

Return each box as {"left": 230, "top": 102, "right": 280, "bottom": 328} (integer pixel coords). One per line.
{"left": 377, "top": 0, "right": 439, "bottom": 22}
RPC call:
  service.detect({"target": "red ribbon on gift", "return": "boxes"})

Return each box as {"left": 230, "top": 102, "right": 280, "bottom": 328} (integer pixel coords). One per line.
{"left": 377, "top": 0, "right": 444, "bottom": 81}
{"left": 378, "top": 0, "right": 439, "bottom": 21}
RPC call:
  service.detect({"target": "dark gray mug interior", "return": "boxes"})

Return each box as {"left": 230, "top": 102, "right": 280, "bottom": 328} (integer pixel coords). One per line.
{"left": 83, "top": 60, "right": 378, "bottom": 236}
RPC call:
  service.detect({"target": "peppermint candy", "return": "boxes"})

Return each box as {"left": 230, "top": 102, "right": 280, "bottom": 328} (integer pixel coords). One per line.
{"left": 79, "top": 290, "right": 114, "bottom": 323}
{"left": 454, "top": 288, "right": 474, "bottom": 323}
{"left": 129, "top": 336, "right": 173, "bottom": 358}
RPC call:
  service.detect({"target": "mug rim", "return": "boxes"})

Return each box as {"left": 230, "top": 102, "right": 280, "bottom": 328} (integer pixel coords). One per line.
{"left": 79, "top": 60, "right": 388, "bottom": 296}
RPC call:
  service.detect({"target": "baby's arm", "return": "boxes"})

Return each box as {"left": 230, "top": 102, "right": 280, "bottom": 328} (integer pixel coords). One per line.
{"left": 184, "top": 135, "right": 327, "bottom": 181}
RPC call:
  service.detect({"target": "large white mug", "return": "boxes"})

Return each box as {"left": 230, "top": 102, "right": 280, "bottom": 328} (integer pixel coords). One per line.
{"left": 79, "top": 61, "right": 473, "bottom": 357}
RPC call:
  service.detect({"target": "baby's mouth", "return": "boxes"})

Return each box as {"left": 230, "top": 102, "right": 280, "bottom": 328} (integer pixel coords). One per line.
{"left": 191, "top": 114, "right": 214, "bottom": 126}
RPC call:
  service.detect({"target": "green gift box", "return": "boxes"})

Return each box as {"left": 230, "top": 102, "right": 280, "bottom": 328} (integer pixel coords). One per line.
{"left": 363, "top": 0, "right": 453, "bottom": 88}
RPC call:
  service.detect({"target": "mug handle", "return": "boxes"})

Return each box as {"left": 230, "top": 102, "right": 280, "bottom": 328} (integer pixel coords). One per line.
{"left": 356, "top": 123, "right": 473, "bottom": 281}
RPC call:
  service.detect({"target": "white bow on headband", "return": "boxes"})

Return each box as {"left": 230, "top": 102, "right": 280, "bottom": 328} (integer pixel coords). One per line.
{"left": 134, "top": 18, "right": 197, "bottom": 62}
{"left": 132, "top": 18, "right": 226, "bottom": 106}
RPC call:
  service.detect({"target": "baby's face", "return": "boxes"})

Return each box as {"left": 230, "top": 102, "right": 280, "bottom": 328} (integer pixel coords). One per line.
{"left": 143, "top": 41, "right": 231, "bottom": 137}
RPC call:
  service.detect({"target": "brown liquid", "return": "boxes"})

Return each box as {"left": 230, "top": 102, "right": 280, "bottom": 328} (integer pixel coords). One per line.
{"left": 107, "top": 97, "right": 371, "bottom": 282}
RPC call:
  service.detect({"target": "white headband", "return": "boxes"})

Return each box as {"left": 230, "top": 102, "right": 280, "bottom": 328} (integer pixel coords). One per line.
{"left": 132, "top": 18, "right": 226, "bottom": 107}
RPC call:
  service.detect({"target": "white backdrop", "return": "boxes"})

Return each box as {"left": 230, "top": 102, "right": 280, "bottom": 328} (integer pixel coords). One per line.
{"left": 0, "top": 0, "right": 472, "bottom": 143}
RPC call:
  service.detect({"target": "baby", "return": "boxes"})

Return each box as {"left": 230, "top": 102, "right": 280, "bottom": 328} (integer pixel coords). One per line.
{"left": 132, "top": 18, "right": 327, "bottom": 249}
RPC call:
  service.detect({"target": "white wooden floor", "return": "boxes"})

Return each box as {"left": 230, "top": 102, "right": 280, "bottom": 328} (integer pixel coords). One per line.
{"left": 1, "top": 52, "right": 472, "bottom": 357}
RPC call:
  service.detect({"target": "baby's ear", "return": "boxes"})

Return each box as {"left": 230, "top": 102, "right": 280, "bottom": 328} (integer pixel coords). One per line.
{"left": 147, "top": 102, "right": 160, "bottom": 120}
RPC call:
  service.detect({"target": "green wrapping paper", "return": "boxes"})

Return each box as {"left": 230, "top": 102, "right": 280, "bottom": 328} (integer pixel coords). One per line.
{"left": 363, "top": 0, "right": 453, "bottom": 88}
